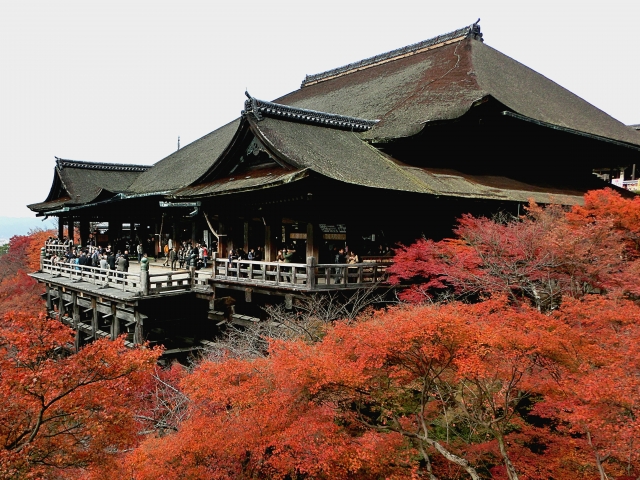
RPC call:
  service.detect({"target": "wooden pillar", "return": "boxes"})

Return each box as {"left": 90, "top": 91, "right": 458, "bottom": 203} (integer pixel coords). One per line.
{"left": 91, "top": 297, "right": 98, "bottom": 341}
{"left": 191, "top": 221, "right": 197, "bottom": 243}
{"left": 67, "top": 218, "right": 75, "bottom": 242}
{"left": 72, "top": 292, "right": 80, "bottom": 329}
{"left": 58, "top": 287, "right": 65, "bottom": 319}
{"left": 134, "top": 308, "right": 143, "bottom": 344}
{"left": 129, "top": 220, "right": 136, "bottom": 243}
{"left": 217, "top": 219, "right": 226, "bottom": 257}
{"left": 74, "top": 330, "right": 83, "bottom": 352}
{"left": 306, "top": 222, "right": 321, "bottom": 261}
{"left": 243, "top": 221, "right": 250, "bottom": 252}
{"left": 154, "top": 222, "right": 159, "bottom": 259}
{"left": 110, "top": 219, "right": 122, "bottom": 246}
{"left": 57, "top": 218, "right": 64, "bottom": 240}
{"left": 45, "top": 284, "right": 53, "bottom": 313}
{"left": 110, "top": 302, "right": 119, "bottom": 340}
{"left": 79, "top": 219, "right": 89, "bottom": 247}
{"left": 264, "top": 218, "right": 277, "bottom": 262}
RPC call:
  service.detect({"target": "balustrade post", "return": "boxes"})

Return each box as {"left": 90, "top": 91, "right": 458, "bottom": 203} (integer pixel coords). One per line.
{"left": 306, "top": 256, "right": 316, "bottom": 290}
{"left": 212, "top": 252, "right": 218, "bottom": 275}
{"left": 40, "top": 247, "right": 46, "bottom": 271}
{"left": 140, "top": 256, "right": 150, "bottom": 296}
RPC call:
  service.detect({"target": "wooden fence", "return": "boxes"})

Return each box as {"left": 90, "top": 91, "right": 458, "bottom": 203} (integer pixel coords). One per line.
{"left": 213, "top": 258, "right": 388, "bottom": 290}
{"left": 41, "top": 259, "right": 142, "bottom": 294}
{"left": 39, "top": 257, "right": 388, "bottom": 296}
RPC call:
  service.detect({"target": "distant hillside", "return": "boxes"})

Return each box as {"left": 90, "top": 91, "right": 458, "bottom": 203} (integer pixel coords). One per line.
{"left": 0, "top": 217, "right": 57, "bottom": 244}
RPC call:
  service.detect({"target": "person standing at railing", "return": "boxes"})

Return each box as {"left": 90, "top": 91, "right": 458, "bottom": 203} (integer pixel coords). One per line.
{"left": 178, "top": 247, "right": 186, "bottom": 269}
{"left": 335, "top": 248, "right": 347, "bottom": 284}
{"left": 99, "top": 255, "right": 109, "bottom": 271}
{"left": 122, "top": 250, "right": 130, "bottom": 272}
{"left": 347, "top": 250, "right": 359, "bottom": 285}
{"left": 107, "top": 251, "right": 116, "bottom": 271}
{"left": 202, "top": 244, "right": 209, "bottom": 268}
{"left": 137, "top": 242, "right": 144, "bottom": 263}
{"left": 78, "top": 250, "right": 90, "bottom": 270}
{"left": 116, "top": 252, "right": 128, "bottom": 280}
{"left": 169, "top": 246, "right": 178, "bottom": 271}
{"left": 282, "top": 248, "right": 296, "bottom": 283}
{"left": 162, "top": 243, "right": 170, "bottom": 267}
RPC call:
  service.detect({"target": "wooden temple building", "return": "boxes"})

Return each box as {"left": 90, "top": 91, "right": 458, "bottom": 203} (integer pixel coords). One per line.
{"left": 28, "top": 22, "right": 640, "bottom": 355}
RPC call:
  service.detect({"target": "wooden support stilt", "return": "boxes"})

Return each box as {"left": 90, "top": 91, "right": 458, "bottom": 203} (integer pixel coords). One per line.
{"left": 45, "top": 284, "right": 52, "bottom": 311}
{"left": 134, "top": 308, "right": 143, "bottom": 345}
{"left": 91, "top": 297, "right": 98, "bottom": 341}
{"left": 72, "top": 292, "right": 80, "bottom": 329}
{"left": 58, "top": 287, "right": 65, "bottom": 318}
{"left": 110, "top": 303, "right": 119, "bottom": 340}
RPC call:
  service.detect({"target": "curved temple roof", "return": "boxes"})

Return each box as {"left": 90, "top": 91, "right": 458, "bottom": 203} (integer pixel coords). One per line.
{"left": 30, "top": 22, "right": 640, "bottom": 214}
{"left": 28, "top": 158, "right": 151, "bottom": 213}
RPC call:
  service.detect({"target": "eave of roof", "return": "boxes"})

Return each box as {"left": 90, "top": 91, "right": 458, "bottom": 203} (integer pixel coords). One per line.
{"left": 243, "top": 92, "right": 379, "bottom": 132}
{"left": 55, "top": 158, "right": 151, "bottom": 172}
{"left": 173, "top": 168, "right": 309, "bottom": 198}
{"left": 502, "top": 111, "right": 640, "bottom": 151}
{"left": 27, "top": 196, "right": 72, "bottom": 213}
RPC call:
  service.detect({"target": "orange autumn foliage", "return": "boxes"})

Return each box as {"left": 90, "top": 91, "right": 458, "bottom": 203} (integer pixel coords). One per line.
{"left": 112, "top": 295, "right": 640, "bottom": 479}
{"left": 0, "top": 230, "right": 162, "bottom": 479}
{"left": 0, "top": 229, "right": 54, "bottom": 315}
{"left": 388, "top": 189, "right": 640, "bottom": 307}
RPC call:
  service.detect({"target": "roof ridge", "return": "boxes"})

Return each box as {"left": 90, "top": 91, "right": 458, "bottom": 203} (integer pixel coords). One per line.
{"left": 55, "top": 157, "right": 151, "bottom": 172}
{"left": 301, "top": 20, "right": 483, "bottom": 88}
{"left": 242, "top": 92, "right": 379, "bottom": 132}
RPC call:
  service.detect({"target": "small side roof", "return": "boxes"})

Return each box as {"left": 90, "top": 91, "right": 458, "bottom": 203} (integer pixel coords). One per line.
{"left": 28, "top": 158, "right": 150, "bottom": 213}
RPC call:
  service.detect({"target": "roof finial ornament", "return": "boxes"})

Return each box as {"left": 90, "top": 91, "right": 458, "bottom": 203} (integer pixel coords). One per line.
{"left": 468, "top": 19, "right": 483, "bottom": 42}
{"left": 242, "top": 91, "right": 264, "bottom": 121}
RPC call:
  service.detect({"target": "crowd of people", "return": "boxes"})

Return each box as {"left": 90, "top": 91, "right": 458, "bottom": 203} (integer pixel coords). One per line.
{"left": 160, "top": 241, "right": 212, "bottom": 271}
{"left": 44, "top": 235, "right": 392, "bottom": 280}
{"left": 46, "top": 236, "right": 132, "bottom": 274}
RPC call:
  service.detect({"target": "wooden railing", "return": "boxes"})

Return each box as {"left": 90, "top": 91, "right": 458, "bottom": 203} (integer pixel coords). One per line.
{"left": 193, "top": 270, "right": 212, "bottom": 290}
{"left": 148, "top": 271, "right": 191, "bottom": 294}
{"left": 213, "top": 258, "right": 388, "bottom": 290}
{"left": 41, "top": 259, "right": 142, "bottom": 294}
{"left": 45, "top": 244, "right": 71, "bottom": 256}
{"left": 39, "top": 257, "right": 388, "bottom": 296}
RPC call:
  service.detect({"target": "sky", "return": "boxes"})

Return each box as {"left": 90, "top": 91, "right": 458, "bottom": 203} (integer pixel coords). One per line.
{"left": 1, "top": 0, "right": 638, "bottom": 220}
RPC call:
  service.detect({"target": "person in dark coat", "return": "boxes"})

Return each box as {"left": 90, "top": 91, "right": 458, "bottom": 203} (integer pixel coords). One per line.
{"left": 107, "top": 252, "right": 116, "bottom": 270}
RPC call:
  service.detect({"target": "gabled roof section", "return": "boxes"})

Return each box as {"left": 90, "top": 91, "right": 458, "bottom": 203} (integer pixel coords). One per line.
{"left": 127, "top": 119, "right": 241, "bottom": 194}
{"left": 251, "top": 116, "right": 434, "bottom": 193}
{"left": 301, "top": 21, "right": 483, "bottom": 87}
{"left": 28, "top": 158, "right": 151, "bottom": 213}
{"left": 274, "top": 23, "right": 640, "bottom": 147}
